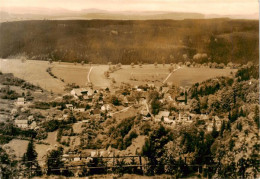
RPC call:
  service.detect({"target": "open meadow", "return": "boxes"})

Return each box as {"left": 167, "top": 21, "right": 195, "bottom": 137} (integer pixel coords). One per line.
{"left": 52, "top": 63, "right": 91, "bottom": 86}
{"left": 110, "top": 64, "right": 171, "bottom": 86}
{"left": 0, "top": 59, "right": 237, "bottom": 93}
{"left": 165, "top": 66, "right": 237, "bottom": 87}
{"left": 111, "top": 65, "right": 236, "bottom": 88}
{"left": 0, "top": 59, "right": 65, "bottom": 94}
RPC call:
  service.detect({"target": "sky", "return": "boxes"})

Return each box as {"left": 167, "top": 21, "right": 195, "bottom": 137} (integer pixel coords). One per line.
{"left": 1, "top": 0, "right": 259, "bottom": 15}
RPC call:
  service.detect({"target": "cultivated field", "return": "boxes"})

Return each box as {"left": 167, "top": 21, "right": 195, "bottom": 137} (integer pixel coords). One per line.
{"left": 166, "top": 66, "right": 237, "bottom": 87}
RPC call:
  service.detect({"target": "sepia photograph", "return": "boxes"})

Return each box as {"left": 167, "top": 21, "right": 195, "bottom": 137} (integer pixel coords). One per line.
{"left": 0, "top": 0, "right": 259, "bottom": 178}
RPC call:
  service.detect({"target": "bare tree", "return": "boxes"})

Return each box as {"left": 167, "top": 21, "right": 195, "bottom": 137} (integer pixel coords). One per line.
{"left": 168, "top": 66, "right": 174, "bottom": 73}
{"left": 111, "top": 78, "right": 116, "bottom": 83}
{"left": 21, "top": 57, "right": 26, "bottom": 63}
{"left": 104, "top": 71, "right": 110, "bottom": 78}
{"left": 139, "top": 62, "right": 142, "bottom": 68}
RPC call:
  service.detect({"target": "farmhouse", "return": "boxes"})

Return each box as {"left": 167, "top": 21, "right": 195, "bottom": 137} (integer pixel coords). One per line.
{"left": 14, "top": 120, "right": 28, "bottom": 129}
{"left": 16, "top": 97, "right": 25, "bottom": 106}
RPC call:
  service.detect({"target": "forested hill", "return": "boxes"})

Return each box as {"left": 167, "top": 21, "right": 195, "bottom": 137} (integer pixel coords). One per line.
{"left": 0, "top": 19, "right": 258, "bottom": 64}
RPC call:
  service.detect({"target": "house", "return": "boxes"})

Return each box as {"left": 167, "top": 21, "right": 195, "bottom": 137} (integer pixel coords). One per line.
{"left": 148, "top": 84, "right": 155, "bottom": 88}
{"left": 142, "top": 111, "right": 152, "bottom": 121}
{"left": 16, "top": 98, "right": 25, "bottom": 106}
{"left": 178, "top": 113, "right": 191, "bottom": 121}
{"left": 65, "top": 104, "right": 73, "bottom": 110}
{"left": 82, "top": 119, "right": 90, "bottom": 123}
{"left": 164, "top": 117, "right": 175, "bottom": 125}
{"left": 155, "top": 111, "right": 170, "bottom": 122}
{"left": 101, "top": 104, "right": 111, "bottom": 112}
{"left": 176, "top": 96, "right": 186, "bottom": 103}
{"left": 123, "top": 97, "right": 129, "bottom": 106}
{"left": 14, "top": 120, "right": 28, "bottom": 129}
{"left": 35, "top": 89, "right": 43, "bottom": 93}
{"left": 30, "top": 121, "right": 37, "bottom": 129}
{"left": 73, "top": 108, "right": 85, "bottom": 112}
{"left": 164, "top": 93, "right": 174, "bottom": 102}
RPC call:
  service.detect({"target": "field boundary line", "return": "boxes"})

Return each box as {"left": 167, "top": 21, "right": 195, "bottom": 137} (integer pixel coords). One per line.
{"left": 87, "top": 66, "right": 93, "bottom": 83}
{"left": 163, "top": 66, "right": 181, "bottom": 84}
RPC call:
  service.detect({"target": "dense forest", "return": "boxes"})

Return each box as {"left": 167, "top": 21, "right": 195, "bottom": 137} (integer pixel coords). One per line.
{"left": 0, "top": 19, "right": 258, "bottom": 64}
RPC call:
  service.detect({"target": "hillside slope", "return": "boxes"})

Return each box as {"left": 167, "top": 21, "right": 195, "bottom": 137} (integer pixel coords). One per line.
{"left": 0, "top": 19, "right": 258, "bottom": 64}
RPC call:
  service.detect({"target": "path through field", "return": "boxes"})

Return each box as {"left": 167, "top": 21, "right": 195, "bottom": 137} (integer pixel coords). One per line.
{"left": 87, "top": 66, "right": 93, "bottom": 83}
{"left": 163, "top": 66, "right": 181, "bottom": 83}
{"left": 89, "top": 65, "right": 110, "bottom": 88}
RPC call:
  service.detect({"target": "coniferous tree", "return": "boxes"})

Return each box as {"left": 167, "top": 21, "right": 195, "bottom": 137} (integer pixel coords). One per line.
{"left": 22, "top": 139, "right": 42, "bottom": 177}
{"left": 46, "top": 147, "right": 64, "bottom": 175}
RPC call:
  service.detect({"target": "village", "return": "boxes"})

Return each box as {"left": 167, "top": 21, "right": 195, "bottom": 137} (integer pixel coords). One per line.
{"left": 1, "top": 70, "right": 223, "bottom": 166}
{"left": 0, "top": 59, "right": 258, "bottom": 178}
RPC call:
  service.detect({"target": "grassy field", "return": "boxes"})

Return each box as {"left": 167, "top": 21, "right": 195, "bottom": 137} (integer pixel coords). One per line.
{"left": 111, "top": 64, "right": 171, "bottom": 86}
{"left": 5, "top": 139, "right": 29, "bottom": 159}
{"left": 0, "top": 59, "right": 237, "bottom": 93}
{"left": 89, "top": 65, "right": 110, "bottom": 88}
{"left": 52, "top": 63, "right": 90, "bottom": 86}
{"left": 166, "top": 66, "right": 237, "bottom": 87}
{"left": 0, "top": 59, "right": 65, "bottom": 94}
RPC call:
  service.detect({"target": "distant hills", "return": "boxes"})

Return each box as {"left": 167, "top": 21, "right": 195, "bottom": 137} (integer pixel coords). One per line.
{"left": 0, "top": 7, "right": 258, "bottom": 22}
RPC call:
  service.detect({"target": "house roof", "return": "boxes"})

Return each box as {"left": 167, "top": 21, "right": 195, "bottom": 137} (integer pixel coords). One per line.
{"left": 15, "top": 120, "right": 28, "bottom": 124}
{"left": 17, "top": 98, "right": 25, "bottom": 102}
{"left": 176, "top": 96, "right": 185, "bottom": 101}
{"left": 158, "top": 111, "right": 170, "bottom": 117}
{"left": 66, "top": 104, "right": 73, "bottom": 107}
